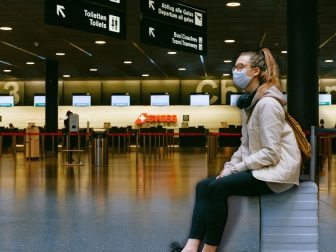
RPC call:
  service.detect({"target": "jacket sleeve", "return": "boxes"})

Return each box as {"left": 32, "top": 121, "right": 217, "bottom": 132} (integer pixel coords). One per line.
{"left": 234, "top": 98, "right": 285, "bottom": 171}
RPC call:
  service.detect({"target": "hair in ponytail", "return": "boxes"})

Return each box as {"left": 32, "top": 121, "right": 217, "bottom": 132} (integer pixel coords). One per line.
{"left": 239, "top": 48, "right": 282, "bottom": 97}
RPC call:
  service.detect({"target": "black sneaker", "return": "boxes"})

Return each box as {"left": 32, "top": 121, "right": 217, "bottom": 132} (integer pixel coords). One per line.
{"left": 170, "top": 241, "right": 183, "bottom": 252}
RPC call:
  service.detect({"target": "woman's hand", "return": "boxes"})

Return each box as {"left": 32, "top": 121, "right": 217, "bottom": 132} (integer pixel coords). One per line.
{"left": 216, "top": 167, "right": 232, "bottom": 179}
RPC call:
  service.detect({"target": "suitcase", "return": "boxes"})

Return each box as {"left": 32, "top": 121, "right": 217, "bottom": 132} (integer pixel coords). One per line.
{"left": 260, "top": 181, "right": 318, "bottom": 252}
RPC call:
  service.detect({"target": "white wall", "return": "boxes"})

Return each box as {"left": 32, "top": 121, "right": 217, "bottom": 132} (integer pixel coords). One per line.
{"left": 0, "top": 105, "right": 242, "bottom": 130}
{"left": 2, "top": 105, "right": 336, "bottom": 130}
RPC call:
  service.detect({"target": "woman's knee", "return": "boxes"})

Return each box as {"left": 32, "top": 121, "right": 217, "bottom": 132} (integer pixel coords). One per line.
{"left": 196, "top": 178, "right": 214, "bottom": 194}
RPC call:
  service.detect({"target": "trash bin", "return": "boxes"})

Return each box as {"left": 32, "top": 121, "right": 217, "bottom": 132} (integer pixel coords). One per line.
{"left": 91, "top": 129, "right": 108, "bottom": 166}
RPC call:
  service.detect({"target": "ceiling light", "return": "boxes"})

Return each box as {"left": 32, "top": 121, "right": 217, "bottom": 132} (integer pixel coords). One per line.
{"left": 56, "top": 52, "right": 65, "bottom": 56}
{"left": 142, "top": 74, "right": 150, "bottom": 77}
{"left": 178, "top": 67, "right": 186, "bottom": 71}
{"left": 3, "top": 69, "right": 12, "bottom": 73}
{"left": 26, "top": 62, "right": 35, "bottom": 65}
{"left": 95, "top": 40, "right": 106, "bottom": 45}
{"left": 123, "top": 60, "right": 132, "bottom": 64}
{"left": 222, "top": 73, "right": 230, "bottom": 76}
{"left": 0, "top": 27, "right": 12, "bottom": 31}
{"left": 223, "top": 60, "right": 232, "bottom": 63}
{"left": 226, "top": 2, "right": 241, "bottom": 7}
{"left": 325, "top": 59, "right": 334, "bottom": 63}
{"left": 167, "top": 51, "right": 177, "bottom": 55}
{"left": 281, "top": 50, "right": 287, "bottom": 54}
{"left": 63, "top": 74, "right": 70, "bottom": 78}
{"left": 224, "top": 39, "right": 235, "bottom": 43}
{"left": 90, "top": 68, "right": 98, "bottom": 72}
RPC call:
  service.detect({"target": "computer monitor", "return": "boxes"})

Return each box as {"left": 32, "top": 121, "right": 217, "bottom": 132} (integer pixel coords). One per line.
{"left": 229, "top": 93, "right": 242, "bottom": 106}
{"left": 111, "top": 94, "right": 130, "bottom": 106}
{"left": 72, "top": 94, "right": 91, "bottom": 107}
{"left": 150, "top": 93, "right": 170, "bottom": 106}
{"left": 190, "top": 93, "right": 210, "bottom": 106}
{"left": 34, "top": 95, "right": 46, "bottom": 107}
{"left": 319, "top": 93, "right": 332, "bottom": 105}
{"left": 0, "top": 95, "right": 14, "bottom": 107}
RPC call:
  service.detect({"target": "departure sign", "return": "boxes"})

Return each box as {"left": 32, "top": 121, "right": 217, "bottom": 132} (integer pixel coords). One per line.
{"left": 45, "top": 0, "right": 126, "bottom": 39}
{"left": 140, "top": 0, "right": 207, "bottom": 54}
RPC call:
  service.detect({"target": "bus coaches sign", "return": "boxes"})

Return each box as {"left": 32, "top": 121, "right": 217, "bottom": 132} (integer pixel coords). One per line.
{"left": 45, "top": 0, "right": 127, "bottom": 39}
{"left": 140, "top": 0, "right": 207, "bottom": 55}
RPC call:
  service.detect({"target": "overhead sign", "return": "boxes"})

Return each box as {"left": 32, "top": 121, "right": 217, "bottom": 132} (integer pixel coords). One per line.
{"left": 88, "top": 0, "right": 126, "bottom": 10}
{"left": 45, "top": 0, "right": 126, "bottom": 39}
{"left": 140, "top": 0, "right": 207, "bottom": 54}
{"left": 141, "top": 17, "right": 206, "bottom": 54}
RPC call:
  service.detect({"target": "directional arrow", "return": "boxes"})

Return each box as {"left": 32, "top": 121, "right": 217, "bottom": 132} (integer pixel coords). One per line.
{"left": 57, "top": 5, "right": 66, "bottom": 18}
{"left": 149, "top": 27, "right": 155, "bottom": 37}
{"left": 149, "top": 0, "right": 155, "bottom": 11}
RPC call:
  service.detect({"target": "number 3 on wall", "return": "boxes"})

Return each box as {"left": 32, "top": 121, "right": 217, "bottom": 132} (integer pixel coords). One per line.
{"left": 4, "top": 82, "right": 20, "bottom": 105}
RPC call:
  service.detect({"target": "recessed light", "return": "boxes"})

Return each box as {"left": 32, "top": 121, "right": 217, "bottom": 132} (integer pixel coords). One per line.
{"left": 178, "top": 67, "right": 186, "bottom": 71}
{"left": 167, "top": 51, "right": 177, "bottom": 55}
{"left": 223, "top": 73, "right": 230, "bottom": 76}
{"left": 63, "top": 74, "right": 70, "bottom": 78}
{"left": 3, "top": 69, "right": 12, "bottom": 73}
{"left": 223, "top": 60, "right": 232, "bottom": 63}
{"left": 56, "top": 52, "right": 65, "bottom": 56}
{"left": 142, "top": 74, "right": 150, "bottom": 77}
{"left": 123, "top": 60, "right": 132, "bottom": 64}
{"left": 95, "top": 40, "right": 106, "bottom": 44}
{"left": 226, "top": 2, "right": 241, "bottom": 7}
{"left": 281, "top": 50, "right": 287, "bottom": 54}
{"left": 325, "top": 59, "right": 334, "bottom": 63}
{"left": 224, "top": 39, "right": 235, "bottom": 43}
{"left": 26, "top": 62, "right": 35, "bottom": 65}
{"left": 90, "top": 68, "right": 98, "bottom": 72}
{"left": 0, "top": 27, "right": 12, "bottom": 31}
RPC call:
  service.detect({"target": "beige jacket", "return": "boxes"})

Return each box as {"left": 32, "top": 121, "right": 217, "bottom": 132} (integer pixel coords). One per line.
{"left": 229, "top": 86, "right": 301, "bottom": 187}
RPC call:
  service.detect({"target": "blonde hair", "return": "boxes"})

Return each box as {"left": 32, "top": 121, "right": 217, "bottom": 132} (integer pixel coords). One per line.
{"left": 240, "top": 48, "right": 282, "bottom": 97}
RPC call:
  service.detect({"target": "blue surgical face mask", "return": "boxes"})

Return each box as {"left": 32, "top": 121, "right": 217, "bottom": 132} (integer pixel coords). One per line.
{"left": 232, "top": 69, "right": 252, "bottom": 89}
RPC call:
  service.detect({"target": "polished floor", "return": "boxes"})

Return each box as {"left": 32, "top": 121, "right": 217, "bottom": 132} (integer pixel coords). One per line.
{"left": 0, "top": 149, "right": 335, "bottom": 252}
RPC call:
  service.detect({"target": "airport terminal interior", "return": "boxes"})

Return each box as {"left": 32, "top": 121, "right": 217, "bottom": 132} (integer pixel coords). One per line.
{"left": 1, "top": 0, "right": 336, "bottom": 251}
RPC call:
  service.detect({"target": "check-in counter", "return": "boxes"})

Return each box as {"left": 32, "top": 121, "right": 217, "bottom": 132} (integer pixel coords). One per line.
{"left": 218, "top": 127, "right": 242, "bottom": 147}
{"left": 178, "top": 127, "right": 207, "bottom": 148}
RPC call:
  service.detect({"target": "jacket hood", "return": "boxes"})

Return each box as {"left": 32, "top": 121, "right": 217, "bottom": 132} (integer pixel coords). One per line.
{"left": 248, "top": 85, "right": 286, "bottom": 109}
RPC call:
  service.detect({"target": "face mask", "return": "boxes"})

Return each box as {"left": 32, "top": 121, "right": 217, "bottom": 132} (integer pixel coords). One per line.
{"left": 232, "top": 69, "right": 252, "bottom": 89}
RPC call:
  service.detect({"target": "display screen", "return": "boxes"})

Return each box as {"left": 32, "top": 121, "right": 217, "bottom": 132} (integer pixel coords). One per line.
{"left": 0, "top": 96, "right": 14, "bottom": 107}
{"left": 319, "top": 93, "right": 332, "bottom": 105}
{"left": 190, "top": 94, "right": 210, "bottom": 106}
{"left": 72, "top": 95, "right": 91, "bottom": 107}
{"left": 34, "top": 95, "right": 46, "bottom": 107}
{"left": 229, "top": 94, "right": 242, "bottom": 106}
{"left": 111, "top": 95, "right": 130, "bottom": 106}
{"left": 150, "top": 94, "right": 170, "bottom": 106}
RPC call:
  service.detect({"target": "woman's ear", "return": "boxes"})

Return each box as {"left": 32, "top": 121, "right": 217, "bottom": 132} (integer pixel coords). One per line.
{"left": 253, "top": 67, "right": 261, "bottom": 76}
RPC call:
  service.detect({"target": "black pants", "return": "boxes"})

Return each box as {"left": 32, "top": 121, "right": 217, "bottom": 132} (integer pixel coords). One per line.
{"left": 189, "top": 171, "right": 273, "bottom": 246}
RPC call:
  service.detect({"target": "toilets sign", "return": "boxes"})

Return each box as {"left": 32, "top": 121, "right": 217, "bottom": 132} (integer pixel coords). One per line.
{"left": 44, "top": 0, "right": 126, "bottom": 39}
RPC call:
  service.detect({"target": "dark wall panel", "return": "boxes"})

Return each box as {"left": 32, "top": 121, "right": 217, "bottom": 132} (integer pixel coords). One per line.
{"left": 0, "top": 81, "right": 25, "bottom": 106}
{"left": 141, "top": 80, "right": 180, "bottom": 105}
{"left": 181, "top": 80, "right": 221, "bottom": 105}
{"left": 63, "top": 81, "right": 101, "bottom": 105}
{"left": 101, "top": 80, "right": 141, "bottom": 105}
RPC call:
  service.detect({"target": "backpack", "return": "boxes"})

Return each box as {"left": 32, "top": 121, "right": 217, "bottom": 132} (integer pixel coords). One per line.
{"left": 284, "top": 111, "right": 311, "bottom": 163}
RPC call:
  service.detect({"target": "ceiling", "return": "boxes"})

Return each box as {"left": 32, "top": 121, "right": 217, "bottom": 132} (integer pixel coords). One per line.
{"left": 0, "top": 0, "right": 335, "bottom": 80}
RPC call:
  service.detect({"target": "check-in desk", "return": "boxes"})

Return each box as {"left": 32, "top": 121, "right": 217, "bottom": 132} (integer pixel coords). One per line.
{"left": 218, "top": 127, "right": 242, "bottom": 147}
{"left": 109, "top": 127, "right": 130, "bottom": 154}
{"left": 178, "top": 127, "right": 207, "bottom": 148}
{"left": 139, "top": 127, "right": 168, "bottom": 155}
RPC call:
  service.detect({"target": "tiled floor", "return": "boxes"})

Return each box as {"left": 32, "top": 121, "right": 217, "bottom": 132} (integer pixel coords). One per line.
{"left": 0, "top": 150, "right": 335, "bottom": 251}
